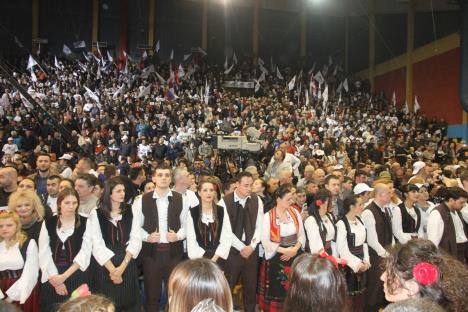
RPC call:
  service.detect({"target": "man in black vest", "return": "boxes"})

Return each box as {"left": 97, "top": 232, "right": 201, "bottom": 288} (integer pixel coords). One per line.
{"left": 134, "top": 165, "right": 188, "bottom": 311}
{"left": 218, "top": 171, "right": 263, "bottom": 312}
{"left": 428, "top": 187, "right": 468, "bottom": 263}
{"left": 361, "top": 183, "right": 394, "bottom": 312}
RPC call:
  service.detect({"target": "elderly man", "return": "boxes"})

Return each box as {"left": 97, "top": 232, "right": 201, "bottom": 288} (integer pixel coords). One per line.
{"left": 297, "top": 165, "right": 315, "bottom": 188}
{"left": 264, "top": 149, "right": 292, "bottom": 179}
{"left": 312, "top": 168, "right": 326, "bottom": 186}
{"left": 0, "top": 166, "right": 18, "bottom": 209}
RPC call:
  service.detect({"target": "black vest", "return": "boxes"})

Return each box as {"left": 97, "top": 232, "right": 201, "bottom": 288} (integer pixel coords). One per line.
{"left": 340, "top": 216, "right": 366, "bottom": 249}
{"left": 96, "top": 205, "right": 133, "bottom": 248}
{"left": 310, "top": 211, "right": 327, "bottom": 247}
{"left": 367, "top": 202, "right": 393, "bottom": 252}
{"left": 189, "top": 205, "right": 224, "bottom": 256}
{"left": 397, "top": 203, "right": 421, "bottom": 235}
{"left": 45, "top": 215, "right": 87, "bottom": 261}
{"left": 140, "top": 191, "right": 184, "bottom": 257}
{"left": 224, "top": 192, "right": 259, "bottom": 246}
{"left": 23, "top": 220, "right": 42, "bottom": 242}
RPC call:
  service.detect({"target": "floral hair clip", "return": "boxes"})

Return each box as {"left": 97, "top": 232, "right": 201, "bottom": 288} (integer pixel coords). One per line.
{"left": 413, "top": 262, "right": 439, "bottom": 286}
{"left": 318, "top": 249, "right": 347, "bottom": 269}
{"left": 315, "top": 199, "right": 323, "bottom": 207}
{"left": 70, "top": 284, "right": 91, "bottom": 299}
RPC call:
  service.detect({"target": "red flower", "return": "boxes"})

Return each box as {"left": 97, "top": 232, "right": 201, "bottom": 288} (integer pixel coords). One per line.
{"left": 315, "top": 200, "right": 323, "bottom": 207}
{"left": 413, "top": 262, "right": 439, "bottom": 286}
{"left": 284, "top": 266, "right": 291, "bottom": 275}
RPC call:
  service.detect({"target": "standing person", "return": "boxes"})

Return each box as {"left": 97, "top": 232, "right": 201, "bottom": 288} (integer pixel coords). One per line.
{"left": 38, "top": 188, "right": 93, "bottom": 312}
{"left": 218, "top": 171, "right": 263, "bottom": 312}
{"left": 325, "top": 175, "right": 345, "bottom": 218}
{"left": 0, "top": 211, "right": 39, "bottom": 312}
{"left": 186, "top": 180, "right": 232, "bottom": 262}
{"left": 427, "top": 187, "right": 468, "bottom": 263}
{"left": 28, "top": 153, "right": 51, "bottom": 198}
{"left": 259, "top": 184, "right": 305, "bottom": 311}
{"left": 89, "top": 177, "right": 142, "bottom": 311}
{"left": 336, "top": 195, "right": 370, "bottom": 312}
{"left": 304, "top": 189, "right": 336, "bottom": 255}
{"left": 361, "top": 183, "right": 394, "bottom": 312}
{"left": 0, "top": 167, "right": 18, "bottom": 210}
{"left": 392, "top": 184, "right": 425, "bottom": 244}
{"left": 74, "top": 174, "right": 98, "bottom": 217}
{"left": 8, "top": 190, "right": 45, "bottom": 242}
{"left": 172, "top": 167, "right": 199, "bottom": 209}
{"left": 134, "top": 165, "right": 188, "bottom": 311}
{"left": 44, "top": 175, "right": 62, "bottom": 218}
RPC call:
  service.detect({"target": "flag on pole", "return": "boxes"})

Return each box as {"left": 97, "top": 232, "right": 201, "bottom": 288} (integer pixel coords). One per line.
{"left": 305, "top": 89, "right": 310, "bottom": 106}
{"left": 258, "top": 57, "right": 265, "bottom": 66}
{"left": 333, "top": 64, "right": 338, "bottom": 76}
{"left": 258, "top": 72, "right": 266, "bottom": 83}
{"left": 73, "top": 40, "right": 86, "bottom": 49}
{"left": 37, "top": 43, "right": 41, "bottom": 55}
{"left": 343, "top": 78, "right": 349, "bottom": 92}
{"left": 138, "top": 85, "right": 151, "bottom": 98}
{"left": 338, "top": 92, "right": 342, "bottom": 103}
{"left": 308, "top": 62, "right": 316, "bottom": 75}
{"left": 27, "top": 55, "right": 37, "bottom": 70}
{"left": 107, "top": 50, "right": 113, "bottom": 62}
{"left": 318, "top": 83, "right": 322, "bottom": 99}
{"left": 323, "top": 84, "right": 329, "bottom": 104}
{"left": 314, "top": 71, "right": 325, "bottom": 85}
{"left": 392, "top": 91, "right": 396, "bottom": 107}
{"left": 259, "top": 64, "right": 268, "bottom": 75}
{"left": 403, "top": 100, "right": 409, "bottom": 114}
{"left": 204, "top": 80, "right": 210, "bottom": 104}
{"left": 155, "top": 40, "right": 160, "bottom": 53}
{"left": 84, "top": 86, "right": 100, "bottom": 103}
{"left": 83, "top": 52, "right": 91, "bottom": 62}
{"left": 276, "top": 67, "right": 284, "bottom": 80}
{"left": 54, "top": 56, "right": 62, "bottom": 70}
{"left": 178, "top": 64, "right": 185, "bottom": 78}
{"left": 414, "top": 96, "right": 420, "bottom": 113}
{"left": 62, "top": 44, "right": 72, "bottom": 56}
{"left": 255, "top": 81, "right": 260, "bottom": 93}
{"left": 169, "top": 49, "right": 174, "bottom": 60}
{"left": 30, "top": 69, "right": 37, "bottom": 82}
{"left": 288, "top": 75, "right": 296, "bottom": 91}
{"left": 183, "top": 54, "right": 191, "bottom": 61}
{"left": 224, "top": 56, "right": 228, "bottom": 70}
{"left": 233, "top": 52, "right": 238, "bottom": 64}
{"left": 310, "top": 78, "right": 317, "bottom": 97}
{"left": 142, "top": 51, "right": 148, "bottom": 60}
{"left": 113, "top": 84, "right": 125, "bottom": 99}
{"left": 224, "top": 64, "right": 234, "bottom": 75}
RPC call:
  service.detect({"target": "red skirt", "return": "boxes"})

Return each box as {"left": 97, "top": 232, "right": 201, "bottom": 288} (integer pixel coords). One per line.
{"left": 0, "top": 277, "right": 40, "bottom": 312}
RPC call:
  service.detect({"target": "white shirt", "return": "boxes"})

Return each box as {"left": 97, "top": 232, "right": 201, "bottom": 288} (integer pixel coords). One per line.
{"left": 427, "top": 209, "right": 468, "bottom": 246}
{"left": 38, "top": 216, "right": 93, "bottom": 283}
{"left": 2, "top": 143, "right": 18, "bottom": 156}
{"left": 47, "top": 196, "right": 58, "bottom": 215}
{"left": 88, "top": 208, "right": 142, "bottom": 266}
{"left": 134, "top": 189, "right": 189, "bottom": 243}
{"left": 0, "top": 240, "right": 39, "bottom": 304}
{"left": 174, "top": 188, "right": 199, "bottom": 209}
{"left": 186, "top": 206, "right": 233, "bottom": 260}
{"left": 261, "top": 209, "right": 306, "bottom": 260}
{"left": 361, "top": 202, "right": 394, "bottom": 258}
{"left": 218, "top": 192, "right": 264, "bottom": 252}
{"left": 336, "top": 219, "right": 370, "bottom": 273}
{"left": 304, "top": 214, "right": 337, "bottom": 255}
{"left": 391, "top": 204, "right": 425, "bottom": 244}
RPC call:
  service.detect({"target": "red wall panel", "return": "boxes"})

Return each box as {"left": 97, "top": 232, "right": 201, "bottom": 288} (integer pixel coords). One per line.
{"left": 374, "top": 67, "right": 406, "bottom": 108}
{"left": 413, "top": 48, "right": 462, "bottom": 125}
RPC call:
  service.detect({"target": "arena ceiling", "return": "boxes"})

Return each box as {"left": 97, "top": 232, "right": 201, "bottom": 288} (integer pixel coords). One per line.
{"left": 188, "top": 0, "right": 460, "bottom": 16}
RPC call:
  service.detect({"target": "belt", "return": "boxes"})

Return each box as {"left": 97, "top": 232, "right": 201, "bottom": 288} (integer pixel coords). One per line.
{"left": 0, "top": 269, "right": 22, "bottom": 279}
{"left": 156, "top": 243, "right": 170, "bottom": 252}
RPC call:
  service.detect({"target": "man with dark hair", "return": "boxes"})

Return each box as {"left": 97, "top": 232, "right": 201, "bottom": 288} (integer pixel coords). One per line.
{"left": 75, "top": 173, "right": 98, "bottom": 216}
{"left": 123, "top": 167, "right": 146, "bottom": 203}
{"left": 324, "top": 174, "right": 344, "bottom": 218}
{"left": 354, "top": 169, "right": 369, "bottom": 185}
{"left": 428, "top": 187, "right": 468, "bottom": 262}
{"left": 44, "top": 175, "right": 61, "bottom": 217}
{"left": 28, "top": 153, "right": 50, "bottom": 198}
{"left": 218, "top": 171, "right": 263, "bottom": 312}
{"left": 134, "top": 165, "right": 188, "bottom": 311}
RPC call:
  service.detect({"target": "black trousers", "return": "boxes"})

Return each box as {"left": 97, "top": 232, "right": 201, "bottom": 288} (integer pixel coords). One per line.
{"left": 142, "top": 251, "right": 182, "bottom": 312}
{"left": 225, "top": 251, "right": 259, "bottom": 312}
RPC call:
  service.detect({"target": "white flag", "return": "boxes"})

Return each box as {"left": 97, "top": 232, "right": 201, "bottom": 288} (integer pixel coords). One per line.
{"left": 224, "top": 56, "right": 228, "bottom": 70}
{"left": 107, "top": 50, "right": 113, "bottom": 62}
{"left": 318, "top": 83, "right": 322, "bottom": 99}
{"left": 233, "top": 52, "right": 238, "bottom": 64}
{"left": 62, "top": 44, "right": 72, "bottom": 56}
{"left": 155, "top": 40, "right": 160, "bottom": 53}
{"left": 305, "top": 89, "right": 309, "bottom": 106}
{"left": 323, "top": 84, "right": 329, "bottom": 104}
{"left": 259, "top": 64, "right": 268, "bottom": 75}
{"left": 288, "top": 75, "right": 296, "bottom": 91}
{"left": 333, "top": 64, "right": 338, "bottom": 76}
{"left": 258, "top": 57, "right": 265, "bottom": 66}
{"left": 170, "top": 49, "right": 174, "bottom": 60}
{"left": 404, "top": 100, "right": 409, "bottom": 114}
{"left": 204, "top": 80, "right": 210, "bottom": 105}
{"left": 255, "top": 81, "right": 260, "bottom": 93}
{"left": 113, "top": 84, "right": 125, "bottom": 99}
{"left": 183, "top": 53, "right": 191, "bottom": 61}
{"left": 30, "top": 69, "right": 37, "bottom": 82}
{"left": 83, "top": 52, "right": 91, "bottom": 62}
{"left": 314, "top": 71, "right": 324, "bottom": 85}
{"left": 178, "top": 64, "right": 185, "bottom": 78}
{"left": 276, "top": 67, "right": 284, "bottom": 80}
{"left": 338, "top": 92, "right": 342, "bottom": 103}
{"left": 27, "top": 55, "right": 37, "bottom": 70}
{"left": 138, "top": 85, "right": 151, "bottom": 98}
{"left": 84, "top": 86, "right": 100, "bottom": 103}
{"left": 309, "top": 62, "right": 316, "bottom": 75}
{"left": 392, "top": 91, "right": 396, "bottom": 107}
{"left": 96, "top": 42, "right": 102, "bottom": 57}
{"left": 73, "top": 40, "right": 86, "bottom": 49}
{"left": 258, "top": 72, "right": 266, "bottom": 83}
{"left": 54, "top": 56, "right": 62, "bottom": 70}
{"left": 343, "top": 78, "right": 349, "bottom": 92}
{"left": 414, "top": 96, "right": 420, "bottom": 113}
{"left": 224, "top": 64, "right": 234, "bottom": 75}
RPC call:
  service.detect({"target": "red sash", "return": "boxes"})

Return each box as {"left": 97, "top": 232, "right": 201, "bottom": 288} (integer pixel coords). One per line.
{"left": 269, "top": 207, "right": 300, "bottom": 243}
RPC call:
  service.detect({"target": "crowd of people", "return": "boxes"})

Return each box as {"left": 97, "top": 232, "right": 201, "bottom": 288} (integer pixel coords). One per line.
{"left": 0, "top": 50, "right": 468, "bottom": 312}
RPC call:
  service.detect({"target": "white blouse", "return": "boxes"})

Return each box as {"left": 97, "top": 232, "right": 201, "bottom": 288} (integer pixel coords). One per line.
{"left": 0, "top": 240, "right": 39, "bottom": 304}
{"left": 392, "top": 205, "right": 425, "bottom": 244}
{"left": 336, "top": 219, "right": 370, "bottom": 273}
{"left": 186, "top": 206, "right": 233, "bottom": 260}
{"left": 88, "top": 208, "right": 142, "bottom": 266}
{"left": 38, "top": 216, "right": 93, "bottom": 283}
{"left": 427, "top": 209, "right": 468, "bottom": 246}
{"left": 261, "top": 209, "right": 306, "bottom": 260}
{"left": 304, "top": 214, "right": 337, "bottom": 256}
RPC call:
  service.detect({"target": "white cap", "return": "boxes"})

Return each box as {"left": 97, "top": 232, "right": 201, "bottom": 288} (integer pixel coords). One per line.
{"left": 122, "top": 135, "right": 128, "bottom": 141}
{"left": 353, "top": 183, "right": 374, "bottom": 195}
{"left": 59, "top": 153, "right": 72, "bottom": 160}
{"left": 412, "top": 161, "right": 426, "bottom": 175}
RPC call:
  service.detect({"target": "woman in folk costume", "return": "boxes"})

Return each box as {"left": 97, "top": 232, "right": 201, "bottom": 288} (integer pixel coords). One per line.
{"left": 336, "top": 195, "right": 370, "bottom": 312}
{"left": 259, "top": 184, "right": 305, "bottom": 312}
{"left": 304, "top": 188, "right": 337, "bottom": 255}
{"left": 88, "top": 177, "right": 142, "bottom": 311}
{"left": 8, "top": 190, "right": 45, "bottom": 242}
{"left": 0, "top": 211, "right": 39, "bottom": 312}
{"left": 186, "top": 180, "right": 232, "bottom": 263}
{"left": 38, "top": 188, "right": 93, "bottom": 312}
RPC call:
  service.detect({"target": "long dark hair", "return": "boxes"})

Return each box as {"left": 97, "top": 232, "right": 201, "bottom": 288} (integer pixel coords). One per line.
{"left": 384, "top": 239, "right": 468, "bottom": 311}
{"left": 284, "top": 253, "right": 347, "bottom": 312}
{"left": 307, "top": 188, "right": 332, "bottom": 216}
{"left": 197, "top": 180, "right": 219, "bottom": 239}
{"left": 56, "top": 188, "right": 81, "bottom": 228}
{"left": 97, "top": 177, "right": 126, "bottom": 220}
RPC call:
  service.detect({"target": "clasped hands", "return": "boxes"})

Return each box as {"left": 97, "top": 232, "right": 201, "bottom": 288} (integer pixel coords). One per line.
{"left": 49, "top": 274, "right": 68, "bottom": 296}
{"left": 147, "top": 230, "right": 178, "bottom": 243}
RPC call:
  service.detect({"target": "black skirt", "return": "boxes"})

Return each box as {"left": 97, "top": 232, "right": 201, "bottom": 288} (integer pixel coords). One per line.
{"left": 340, "top": 245, "right": 367, "bottom": 296}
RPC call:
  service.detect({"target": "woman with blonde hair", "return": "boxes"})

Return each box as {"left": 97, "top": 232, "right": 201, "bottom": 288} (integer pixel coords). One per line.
{"left": 0, "top": 210, "right": 39, "bottom": 311}
{"left": 167, "top": 258, "right": 233, "bottom": 312}
{"left": 8, "top": 190, "right": 45, "bottom": 241}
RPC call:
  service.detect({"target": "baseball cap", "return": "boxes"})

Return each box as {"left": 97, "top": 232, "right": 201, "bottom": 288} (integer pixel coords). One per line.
{"left": 353, "top": 183, "right": 374, "bottom": 195}
{"left": 412, "top": 161, "right": 426, "bottom": 175}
